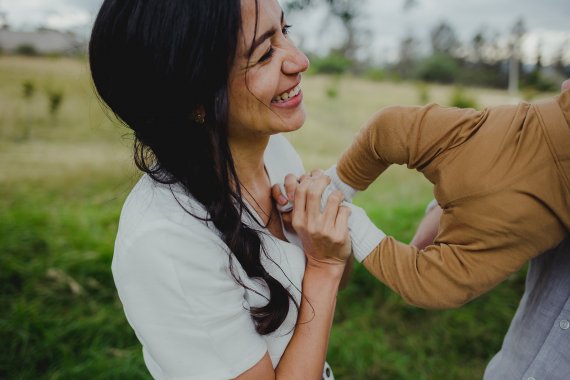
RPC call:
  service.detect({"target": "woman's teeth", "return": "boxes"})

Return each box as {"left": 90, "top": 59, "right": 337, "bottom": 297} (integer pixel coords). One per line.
{"left": 272, "top": 84, "right": 301, "bottom": 103}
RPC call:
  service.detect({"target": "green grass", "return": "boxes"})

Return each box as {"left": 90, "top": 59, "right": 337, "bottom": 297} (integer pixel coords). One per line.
{"left": 0, "top": 56, "right": 539, "bottom": 379}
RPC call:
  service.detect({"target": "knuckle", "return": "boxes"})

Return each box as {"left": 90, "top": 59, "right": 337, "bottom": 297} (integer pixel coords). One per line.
{"left": 310, "top": 169, "right": 324, "bottom": 177}
{"left": 317, "top": 175, "right": 330, "bottom": 186}
{"left": 308, "top": 188, "right": 321, "bottom": 200}
{"left": 329, "top": 233, "right": 344, "bottom": 246}
{"left": 307, "top": 183, "right": 321, "bottom": 198}
{"left": 285, "top": 173, "right": 298, "bottom": 182}
{"left": 307, "top": 225, "right": 319, "bottom": 236}
{"left": 285, "top": 176, "right": 299, "bottom": 190}
{"left": 331, "top": 237, "right": 343, "bottom": 246}
{"left": 296, "top": 184, "right": 308, "bottom": 195}
{"left": 292, "top": 220, "right": 303, "bottom": 231}
{"left": 329, "top": 192, "right": 343, "bottom": 203}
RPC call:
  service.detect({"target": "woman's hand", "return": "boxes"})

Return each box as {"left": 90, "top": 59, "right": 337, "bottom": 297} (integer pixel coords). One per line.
{"left": 285, "top": 171, "right": 352, "bottom": 272}
{"left": 272, "top": 173, "right": 301, "bottom": 235}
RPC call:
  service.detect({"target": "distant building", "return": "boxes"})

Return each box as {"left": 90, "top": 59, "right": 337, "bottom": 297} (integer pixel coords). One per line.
{"left": 0, "top": 28, "right": 85, "bottom": 55}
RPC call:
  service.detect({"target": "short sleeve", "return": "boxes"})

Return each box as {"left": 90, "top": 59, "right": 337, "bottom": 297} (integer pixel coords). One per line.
{"left": 112, "top": 220, "right": 267, "bottom": 379}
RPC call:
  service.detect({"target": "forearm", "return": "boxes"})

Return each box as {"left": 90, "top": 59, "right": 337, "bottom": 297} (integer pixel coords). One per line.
{"left": 275, "top": 267, "right": 342, "bottom": 379}
{"left": 337, "top": 104, "right": 484, "bottom": 190}
{"left": 362, "top": 234, "right": 534, "bottom": 309}
{"left": 338, "top": 255, "right": 353, "bottom": 290}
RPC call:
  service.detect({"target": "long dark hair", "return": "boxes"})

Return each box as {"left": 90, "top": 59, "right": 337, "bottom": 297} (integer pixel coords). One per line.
{"left": 89, "top": 0, "right": 296, "bottom": 334}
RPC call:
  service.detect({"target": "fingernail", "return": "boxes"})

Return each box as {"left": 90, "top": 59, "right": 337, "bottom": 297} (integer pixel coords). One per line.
{"left": 278, "top": 195, "right": 288, "bottom": 205}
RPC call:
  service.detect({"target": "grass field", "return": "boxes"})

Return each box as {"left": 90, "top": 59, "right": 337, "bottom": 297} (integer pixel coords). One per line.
{"left": 0, "top": 56, "right": 553, "bottom": 379}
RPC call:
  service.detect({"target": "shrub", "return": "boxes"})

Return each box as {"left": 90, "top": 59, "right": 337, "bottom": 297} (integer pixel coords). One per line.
{"left": 450, "top": 86, "right": 478, "bottom": 109}
{"left": 416, "top": 81, "right": 430, "bottom": 104}
{"left": 22, "top": 80, "right": 36, "bottom": 100}
{"left": 523, "top": 70, "right": 558, "bottom": 93}
{"left": 325, "top": 75, "right": 341, "bottom": 99}
{"left": 365, "top": 68, "right": 386, "bottom": 82}
{"left": 46, "top": 88, "right": 64, "bottom": 117}
{"left": 16, "top": 44, "right": 39, "bottom": 56}
{"left": 310, "top": 52, "right": 351, "bottom": 75}
{"left": 416, "top": 53, "right": 459, "bottom": 84}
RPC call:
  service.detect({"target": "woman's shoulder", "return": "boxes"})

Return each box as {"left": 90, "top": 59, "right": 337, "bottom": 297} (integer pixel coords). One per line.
{"left": 113, "top": 175, "right": 226, "bottom": 269}
{"left": 119, "top": 174, "right": 209, "bottom": 228}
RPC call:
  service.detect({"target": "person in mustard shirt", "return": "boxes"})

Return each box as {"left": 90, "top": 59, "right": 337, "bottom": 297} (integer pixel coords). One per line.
{"left": 277, "top": 84, "right": 570, "bottom": 309}
{"left": 275, "top": 80, "right": 570, "bottom": 379}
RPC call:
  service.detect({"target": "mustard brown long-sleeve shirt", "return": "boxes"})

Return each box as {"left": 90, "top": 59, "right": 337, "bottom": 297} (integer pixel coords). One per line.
{"left": 337, "top": 90, "right": 570, "bottom": 309}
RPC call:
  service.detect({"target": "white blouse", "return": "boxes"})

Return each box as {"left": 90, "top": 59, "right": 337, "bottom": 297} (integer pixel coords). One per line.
{"left": 112, "top": 134, "right": 307, "bottom": 379}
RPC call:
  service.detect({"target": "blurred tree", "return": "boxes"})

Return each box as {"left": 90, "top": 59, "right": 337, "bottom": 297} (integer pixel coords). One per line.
{"left": 398, "top": 35, "right": 419, "bottom": 78}
{"left": 326, "top": 0, "right": 363, "bottom": 60}
{"left": 524, "top": 40, "right": 542, "bottom": 88}
{"left": 553, "top": 38, "right": 570, "bottom": 77}
{"left": 416, "top": 53, "right": 459, "bottom": 83}
{"left": 286, "top": 0, "right": 419, "bottom": 11}
{"left": 470, "top": 31, "right": 486, "bottom": 64}
{"left": 284, "top": 0, "right": 367, "bottom": 64}
{"left": 508, "top": 18, "right": 526, "bottom": 95}
{"left": 522, "top": 40, "right": 557, "bottom": 94}
{"left": 484, "top": 31, "right": 507, "bottom": 65}
{"left": 16, "top": 44, "right": 38, "bottom": 56}
{"left": 403, "top": 0, "right": 419, "bottom": 11}
{"left": 430, "top": 22, "right": 460, "bottom": 56}
{"left": 0, "top": 10, "right": 7, "bottom": 29}
{"left": 535, "top": 39, "right": 543, "bottom": 71}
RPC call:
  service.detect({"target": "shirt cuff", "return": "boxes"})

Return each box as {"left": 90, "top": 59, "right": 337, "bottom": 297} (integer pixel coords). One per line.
{"left": 425, "top": 198, "right": 439, "bottom": 214}
{"left": 325, "top": 165, "right": 358, "bottom": 202}
{"left": 346, "top": 203, "right": 386, "bottom": 262}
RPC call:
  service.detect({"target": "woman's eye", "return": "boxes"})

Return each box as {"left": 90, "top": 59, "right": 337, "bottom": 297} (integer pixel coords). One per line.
{"left": 258, "top": 46, "right": 274, "bottom": 63}
{"left": 256, "top": 25, "right": 292, "bottom": 64}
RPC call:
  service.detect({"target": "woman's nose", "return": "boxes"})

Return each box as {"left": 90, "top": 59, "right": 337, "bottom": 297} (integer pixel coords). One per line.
{"left": 282, "top": 44, "right": 310, "bottom": 75}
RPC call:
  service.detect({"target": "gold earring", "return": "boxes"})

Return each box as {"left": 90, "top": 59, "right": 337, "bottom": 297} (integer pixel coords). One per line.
{"left": 192, "top": 105, "right": 205, "bottom": 124}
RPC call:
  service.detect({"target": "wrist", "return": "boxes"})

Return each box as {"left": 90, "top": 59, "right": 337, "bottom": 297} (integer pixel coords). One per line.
{"left": 346, "top": 203, "right": 386, "bottom": 262}
{"left": 305, "top": 258, "right": 346, "bottom": 280}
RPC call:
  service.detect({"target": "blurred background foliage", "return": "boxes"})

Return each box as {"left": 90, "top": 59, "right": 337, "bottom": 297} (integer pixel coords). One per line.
{"left": 0, "top": 0, "right": 567, "bottom": 378}
{"left": 1, "top": 55, "right": 550, "bottom": 380}
{"left": 287, "top": 0, "right": 568, "bottom": 96}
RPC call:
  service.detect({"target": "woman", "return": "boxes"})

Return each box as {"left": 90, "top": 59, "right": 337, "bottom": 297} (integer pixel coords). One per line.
{"left": 90, "top": 0, "right": 350, "bottom": 378}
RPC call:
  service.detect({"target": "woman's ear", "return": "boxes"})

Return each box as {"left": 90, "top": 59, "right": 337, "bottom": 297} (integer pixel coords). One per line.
{"left": 192, "top": 104, "right": 206, "bottom": 124}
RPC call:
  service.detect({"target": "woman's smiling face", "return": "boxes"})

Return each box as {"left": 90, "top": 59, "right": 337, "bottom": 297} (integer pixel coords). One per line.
{"left": 227, "top": 0, "right": 310, "bottom": 141}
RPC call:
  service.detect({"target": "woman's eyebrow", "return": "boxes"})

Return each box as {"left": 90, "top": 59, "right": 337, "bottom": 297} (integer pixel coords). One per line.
{"left": 244, "top": 10, "right": 284, "bottom": 58}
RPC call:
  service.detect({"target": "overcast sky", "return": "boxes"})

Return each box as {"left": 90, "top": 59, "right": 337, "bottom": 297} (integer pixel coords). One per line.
{"left": 1, "top": 0, "right": 569, "bottom": 64}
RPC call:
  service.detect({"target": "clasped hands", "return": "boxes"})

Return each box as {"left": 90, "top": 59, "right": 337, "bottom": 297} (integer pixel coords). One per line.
{"left": 271, "top": 170, "right": 352, "bottom": 269}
